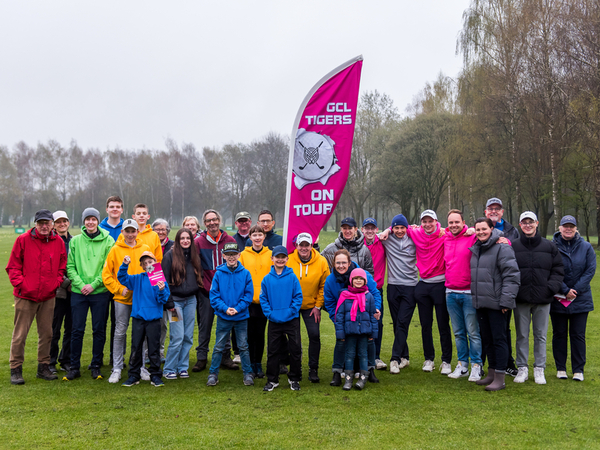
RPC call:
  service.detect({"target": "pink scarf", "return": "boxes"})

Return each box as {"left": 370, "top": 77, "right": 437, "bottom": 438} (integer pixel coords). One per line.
{"left": 335, "top": 285, "right": 367, "bottom": 322}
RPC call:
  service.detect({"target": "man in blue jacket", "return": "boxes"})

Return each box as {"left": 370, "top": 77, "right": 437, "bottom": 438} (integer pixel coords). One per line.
{"left": 260, "top": 246, "right": 304, "bottom": 391}
{"left": 206, "top": 243, "right": 254, "bottom": 387}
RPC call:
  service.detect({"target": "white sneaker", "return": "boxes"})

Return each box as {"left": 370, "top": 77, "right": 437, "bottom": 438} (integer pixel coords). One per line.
{"left": 556, "top": 370, "right": 568, "bottom": 379}
{"left": 399, "top": 358, "right": 410, "bottom": 369}
{"left": 108, "top": 369, "right": 121, "bottom": 384}
{"left": 440, "top": 362, "right": 452, "bottom": 375}
{"left": 514, "top": 367, "right": 528, "bottom": 383}
{"left": 448, "top": 362, "right": 468, "bottom": 379}
{"left": 534, "top": 367, "right": 546, "bottom": 385}
{"left": 232, "top": 354, "right": 241, "bottom": 364}
{"left": 422, "top": 360, "right": 435, "bottom": 372}
{"left": 375, "top": 359, "right": 387, "bottom": 370}
{"left": 140, "top": 366, "right": 151, "bottom": 381}
{"left": 468, "top": 364, "right": 482, "bottom": 382}
{"left": 389, "top": 360, "right": 400, "bottom": 374}
{"left": 573, "top": 372, "right": 584, "bottom": 381}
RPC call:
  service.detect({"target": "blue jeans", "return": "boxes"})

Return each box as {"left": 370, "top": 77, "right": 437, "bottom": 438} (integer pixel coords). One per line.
{"left": 332, "top": 334, "right": 376, "bottom": 372}
{"left": 446, "top": 292, "right": 482, "bottom": 365}
{"left": 70, "top": 291, "right": 111, "bottom": 370}
{"left": 164, "top": 296, "right": 197, "bottom": 374}
{"left": 209, "top": 317, "right": 252, "bottom": 375}
{"left": 345, "top": 335, "right": 369, "bottom": 372}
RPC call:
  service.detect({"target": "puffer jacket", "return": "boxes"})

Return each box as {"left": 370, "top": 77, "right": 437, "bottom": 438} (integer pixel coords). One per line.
{"left": 551, "top": 231, "right": 596, "bottom": 314}
{"left": 469, "top": 229, "right": 521, "bottom": 310}
{"left": 322, "top": 229, "right": 374, "bottom": 276}
{"left": 334, "top": 290, "right": 378, "bottom": 340}
{"left": 512, "top": 231, "right": 564, "bottom": 304}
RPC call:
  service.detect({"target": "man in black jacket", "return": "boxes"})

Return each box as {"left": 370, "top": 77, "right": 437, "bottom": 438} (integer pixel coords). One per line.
{"left": 511, "top": 211, "right": 564, "bottom": 385}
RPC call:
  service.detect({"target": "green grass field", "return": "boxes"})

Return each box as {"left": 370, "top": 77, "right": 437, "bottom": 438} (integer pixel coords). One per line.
{"left": 0, "top": 227, "right": 599, "bottom": 449}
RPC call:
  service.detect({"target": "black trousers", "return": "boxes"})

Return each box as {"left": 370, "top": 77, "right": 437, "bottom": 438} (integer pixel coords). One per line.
{"left": 374, "top": 288, "right": 384, "bottom": 360}
{"left": 248, "top": 303, "right": 268, "bottom": 365}
{"left": 50, "top": 293, "right": 72, "bottom": 367}
{"left": 278, "top": 308, "right": 321, "bottom": 370}
{"left": 415, "top": 281, "right": 452, "bottom": 363}
{"left": 551, "top": 312, "right": 588, "bottom": 373}
{"left": 196, "top": 291, "right": 230, "bottom": 360}
{"left": 266, "top": 318, "right": 302, "bottom": 383}
{"left": 477, "top": 308, "right": 509, "bottom": 372}
{"left": 482, "top": 309, "right": 517, "bottom": 370}
{"left": 128, "top": 318, "right": 162, "bottom": 380}
{"left": 388, "top": 284, "right": 416, "bottom": 362}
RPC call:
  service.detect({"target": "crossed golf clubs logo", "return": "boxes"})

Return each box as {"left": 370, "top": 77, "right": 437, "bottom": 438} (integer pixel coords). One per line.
{"left": 299, "top": 141, "right": 324, "bottom": 170}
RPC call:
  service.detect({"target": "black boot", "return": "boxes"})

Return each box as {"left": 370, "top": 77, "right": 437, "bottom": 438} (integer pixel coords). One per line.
{"left": 192, "top": 359, "right": 207, "bottom": 372}
{"left": 10, "top": 366, "right": 25, "bottom": 385}
{"left": 308, "top": 368, "right": 320, "bottom": 383}
{"left": 221, "top": 356, "right": 239, "bottom": 370}
{"left": 355, "top": 370, "right": 368, "bottom": 390}
{"left": 330, "top": 372, "right": 342, "bottom": 386}
{"left": 368, "top": 367, "right": 379, "bottom": 383}
{"left": 342, "top": 373, "right": 353, "bottom": 391}
{"left": 37, "top": 363, "right": 58, "bottom": 381}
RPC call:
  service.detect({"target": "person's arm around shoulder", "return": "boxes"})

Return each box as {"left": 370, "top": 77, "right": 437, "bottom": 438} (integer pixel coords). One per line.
{"left": 496, "top": 244, "right": 521, "bottom": 310}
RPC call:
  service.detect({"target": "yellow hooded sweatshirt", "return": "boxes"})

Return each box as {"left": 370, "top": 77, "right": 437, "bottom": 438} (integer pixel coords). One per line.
{"left": 102, "top": 234, "right": 151, "bottom": 305}
{"left": 239, "top": 246, "right": 273, "bottom": 304}
{"left": 137, "top": 224, "right": 163, "bottom": 262}
{"left": 287, "top": 248, "right": 330, "bottom": 310}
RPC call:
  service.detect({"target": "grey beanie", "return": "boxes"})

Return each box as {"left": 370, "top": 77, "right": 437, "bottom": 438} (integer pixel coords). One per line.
{"left": 82, "top": 207, "right": 100, "bottom": 223}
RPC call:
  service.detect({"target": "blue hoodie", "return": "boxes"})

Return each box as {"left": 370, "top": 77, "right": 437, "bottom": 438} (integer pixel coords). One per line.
{"left": 324, "top": 262, "right": 382, "bottom": 323}
{"left": 209, "top": 263, "right": 253, "bottom": 321}
{"left": 260, "top": 266, "right": 303, "bottom": 323}
{"left": 99, "top": 217, "right": 124, "bottom": 243}
{"left": 117, "top": 262, "right": 169, "bottom": 321}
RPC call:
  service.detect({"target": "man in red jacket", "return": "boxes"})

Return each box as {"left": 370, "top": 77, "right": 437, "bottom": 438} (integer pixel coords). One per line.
{"left": 6, "top": 209, "right": 68, "bottom": 385}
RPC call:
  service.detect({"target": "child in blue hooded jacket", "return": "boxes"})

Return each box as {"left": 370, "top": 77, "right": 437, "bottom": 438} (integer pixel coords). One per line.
{"left": 206, "top": 243, "right": 254, "bottom": 387}
{"left": 260, "top": 245, "right": 304, "bottom": 392}
{"left": 117, "top": 251, "right": 170, "bottom": 388}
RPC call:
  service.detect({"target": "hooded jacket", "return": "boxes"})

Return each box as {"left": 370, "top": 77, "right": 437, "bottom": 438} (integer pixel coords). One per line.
{"left": 99, "top": 217, "right": 124, "bottom": 243}
{"left": 67, "top": 227, "right": 114, "bottom": 295}
{"left": 444, "top": 225, "right": 477, "bottom": 291}
{"left": 469, "top": 229, "right": 521, "bottom": 310}
{"left": 380, "top": 232, "right": 418, "bottom": 286}
{"left": 239, "top": 246, "right": 272, "bottom": 304}
{"left": 210, "top": 263, "right": 254, "bottom": 321}
{"left": 259, "top": 266, "right": 303, "bottom": 323}
{"left": 56, "top": 233, "right": 73, "bottom": 299}
{"left": 137, "top": 224, "right": 163, "bottom": 262}
{"left": 322, "top": 229, "right": 374, "bottom": 276}
{"left": 334, "top": 290, "right": 378, "bottom": 340}
{"left": 102, "top": 234, "right": 151, "bottom": 305}
{"left": 6, "top": 228, "right": 67, "bottom": 302}
{"left": 245, "top": 229, "right": 283, "bottom": 250}
{"left": 286, "top": 248, "right": 330, "bottom": 309}
{"left": 406, "top": 223, "right": 445, "bottom": 280}
{"left": 364, "top": 235, "right": 386, "bottom": 289}
{"left": 117, "top": 262, "right": 169, "bottom": 321}
{"left": 162, "top": 247, "right": 202, "bottom": 303}
{"left": 512, "top": 230, "right": 564, "bottom": 304}
{"left": 194, "top": 229, "right": 236, "bottom": 291}
{"left": 551, "top": 231, "right": 596, "bottom": 315}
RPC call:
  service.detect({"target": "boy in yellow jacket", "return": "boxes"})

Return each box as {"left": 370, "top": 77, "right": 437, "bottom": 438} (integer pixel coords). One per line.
{"left": 132, "top": 203, "right": 163, "bottom": 262}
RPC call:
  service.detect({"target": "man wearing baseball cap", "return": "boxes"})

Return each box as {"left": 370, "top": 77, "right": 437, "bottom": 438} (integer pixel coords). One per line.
{"left": 511, "top": 211, "right": 564, "bottom": 385}
{"left": 484, "top": 198, "right": 519, "bottom": 242}
{"left": 6, "top": 209, "right": 68, "bottom": 385}
{"left": 233, "top": 211, "right": 252, "bottom": 250}
{"left": 322, "top": 217, "right": 374, "bottom": 276}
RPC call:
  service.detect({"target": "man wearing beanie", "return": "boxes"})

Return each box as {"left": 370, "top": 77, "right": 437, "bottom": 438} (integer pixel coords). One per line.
{"left": 64, "top": 207, "right": 115, "bottom": 381}
{"left": 379, "top": 214, "right": 418, "bottom": 374}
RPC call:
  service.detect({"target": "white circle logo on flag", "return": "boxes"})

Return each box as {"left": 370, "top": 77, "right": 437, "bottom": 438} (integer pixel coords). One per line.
{"left": 293, "top": 130, "right": 336, "bottom": 181}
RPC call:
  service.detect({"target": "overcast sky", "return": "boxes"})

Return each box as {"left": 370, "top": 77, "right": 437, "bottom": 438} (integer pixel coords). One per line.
{"left": 0, "top": 1, "right": 472, "bottom": 151}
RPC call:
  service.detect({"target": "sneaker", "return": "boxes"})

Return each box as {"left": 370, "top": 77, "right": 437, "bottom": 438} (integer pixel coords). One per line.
{"left": 151, "top": 375, "right": 164, "bottom": 387}
{"left": 140, "top": 366, "right": 151, "bottom": 381}
{"left": 122, "top": 377, "right": 139, "bottom": 387}
{"left": 164, "top": 372, "right": 177, "bottom": 380}
{"left": 556, "top": 370, "right": 568, "bottom": 380}
{"left": 448, "top": 363, "right": 469, "bottom": 379}
{"left": 375, "top": 359, "right": 387, "bottom": 370}
{"left": 468, "top": 364, "right": 482, "bottom": 382}
{"left": 233, "top": 354, "right": 241, "bottom": 364}
{"left": 91, "top": 368, "right": 104, "bottom": 380}
{"left": 440, "top": 362, "right": 452, "bottom": 375}
{"left": 288, "top": 379, "right": 301, "bottom": 391}
{"left": 63, "top": 369, "right": 81, "bottom": 381}
{"left": 514, "top": 367, "right": 528, "bottom": 383}
{"left": 506, "top": 367, "right": 519, "bottom": 377}
{"left": 243, "top": 373, "right": 254, "bottom": 386}
{"left": 533, "top": 367, "right": 546, "bottom": 385}
{"left": 206, "top": 374, "right": 219, "bottom": 386}
{"left": 422, "top": 360, "right": 435, "bottom": 372}
{"left": 399, "top": 358, "right": 410, "bottom": 369}
{"left": 263, "top": 381, "right": 279, "bottom": 392}
{"left": 389, "top": 360, "right": 400, "bottom": 374}
{"left": 37, "top": 363, "right": 58, "bottom": 381}
{"left": 178, "top": 370, "right": 189, "bottom": 379}
{"left": 108, "top": 370, "right": 122, "bottom": 384}
{"left": 10, "top": 366, "right": 25, "bottom": 385}
{"left": 573, "top": 372, "right": 584, "bottom": 381}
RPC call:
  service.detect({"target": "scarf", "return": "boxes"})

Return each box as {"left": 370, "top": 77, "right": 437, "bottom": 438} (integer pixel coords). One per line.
{"left": 335, "top": 285, "right": 367, "bottom": 322}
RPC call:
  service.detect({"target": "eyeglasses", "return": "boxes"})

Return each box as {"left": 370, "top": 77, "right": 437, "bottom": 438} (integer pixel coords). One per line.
{"left": 520, "top": 221, "right": 536, "bottom": 227}
{"left": 204, "top": 218, "right": 219, "bottom": 224}
{"left": 486, "top": 207, "right": 502, "bottom": 212}
{"left": 258, "top": 220, "right": 272, "bottom": 224}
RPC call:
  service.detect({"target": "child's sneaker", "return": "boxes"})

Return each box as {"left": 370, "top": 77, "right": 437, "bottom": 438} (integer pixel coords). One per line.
{"left": 288, "top": 379, "right": 300, "bottom": 391}
{"left": 122, "top": 377, "right": 139, "bottom": 387}
{"left": 91, "top": 368, "right": 104, "bottom": 380}
{"left": 151, "top": 376, "right": 164, "bottom": 387}
{"left": 140, "top": 366, "right": 151, "bottom": 381}
{"left": 108, "top": 370, "right": 121, "bottom": 384}
{"left": 448, "top": 362, "right": 469, "bottom": 379}
{"left": 206, "top": 374, "right": 219, "bottom": 386}
{"left": 164, "top": 372, "right": 177, "bottom": 380}
{"left": 375, "top": 359, "right": 387, "bottom": 370}
{"left": 243, "top": 373, "right": 254, "bottom": 386}
{"left": 389, "top": 360, "right": 400, "bottom": 374}
{"left": 422, "top": 360, "right": 435, "bottom": 372}
{"left": 440, "top": 362, "right": 452, "bottom": 375}
{"left": 178, "top": 370, "right": 189, "bottom": 379}
{"left": 263, "top": 381, "right": 279, "bottom": 392}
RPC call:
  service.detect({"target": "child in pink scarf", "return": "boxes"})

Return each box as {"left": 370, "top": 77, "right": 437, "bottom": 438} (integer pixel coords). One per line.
{"left": 334, "top": 268, "right": 378, "bottom": 390}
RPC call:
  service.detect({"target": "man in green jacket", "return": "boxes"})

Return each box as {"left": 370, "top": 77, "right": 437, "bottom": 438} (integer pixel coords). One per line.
{"left": 64, "top": 208, "right": 115, "bottom": 381}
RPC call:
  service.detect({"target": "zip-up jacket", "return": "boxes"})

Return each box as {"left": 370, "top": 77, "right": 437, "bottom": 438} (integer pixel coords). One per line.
{"left": 260, "top": 266, "right": 303, "bottom": 323}
{"left": 239, "top": 246, "right": 272, "bottom": 304}
{"left": 335, "top": 290, "right": 379, "bottom": 340}
{"left": 444, "top": 225, "right": 477, "bottom": 291}
{"left": 210, "top": 263, "right": 253, "bottom": 321}
{"left": 117, "top": 262, "right": 169, "bottom": 321}
{"left": 194, "top": 229, "right": 236, "bottom": 291}
{"left": 67, "top": 227, "right": 114, "bottom": 294}
{"left": 286, "top": 248, "right": 330, "bottom": 309}
{"left": 322, "top": 229, "right": 374, "bottom": 276}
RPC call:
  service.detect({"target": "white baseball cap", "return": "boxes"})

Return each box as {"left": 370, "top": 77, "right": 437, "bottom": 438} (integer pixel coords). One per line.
{"left": 420, "top": 209, "right": 438, "bottom": 221}
{"left": 296, "top": 232, "right": 313, "bottom": 245}
{"left": 53, "top": 210, "right": 69, "bottom": 221}
{"left": 519, "top": 211, "right": 538, "bottom": 222}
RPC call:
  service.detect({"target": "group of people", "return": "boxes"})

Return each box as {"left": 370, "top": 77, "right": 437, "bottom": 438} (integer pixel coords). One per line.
{"left": 6, "top": 196, "right": 596, "bottom": 392}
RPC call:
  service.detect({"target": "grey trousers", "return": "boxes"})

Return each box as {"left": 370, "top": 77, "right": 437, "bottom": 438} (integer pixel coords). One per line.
{"left": 113, "top": 302, "right": 132, "bottom": 370}
{"left": 514, "top": 302, "right": 551, "bottom": 369}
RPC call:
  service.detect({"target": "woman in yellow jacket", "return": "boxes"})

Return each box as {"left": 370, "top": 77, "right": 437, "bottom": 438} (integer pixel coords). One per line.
{"left": 286, "top": 232, "right": 330, "bottom": 383}
{"left": 239, "top": 225, "right": 272, "bottom": 378}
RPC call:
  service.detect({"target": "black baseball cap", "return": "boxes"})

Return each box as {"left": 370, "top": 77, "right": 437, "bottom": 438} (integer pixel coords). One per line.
{"left": 341, "top": 217, "right": 357, "bottom": 227}
{"left": 35, "top": 209, "right": 53, "bottom": 222}
{"left": 222, "top": 243, "right": 240, "bottom": 254}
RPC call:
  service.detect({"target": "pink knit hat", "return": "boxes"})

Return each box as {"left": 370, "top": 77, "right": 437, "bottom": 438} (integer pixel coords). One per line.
{"left": 350, "top": 268, "right": 367, "bottom": 283}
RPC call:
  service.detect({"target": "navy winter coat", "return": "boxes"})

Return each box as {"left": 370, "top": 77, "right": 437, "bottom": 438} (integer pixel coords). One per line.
{"left": 334, "top": 291, "right": 378, "bottom": 340}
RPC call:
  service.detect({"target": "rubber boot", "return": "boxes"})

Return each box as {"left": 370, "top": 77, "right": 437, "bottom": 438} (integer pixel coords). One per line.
{"left": 330, "top": 371, "right": 342, "bottom": 386}
{"left": 368, "top": 367, "right": 379, "bottom": 383}
{"left": 342, "top": 373, "right": 353, "bottom": 391}
{"left": 355, "top": 370, "right": 368, "bottom": 390}
{"left": 476, "top": 368, "right": 495, "bottom": 386}
{"left": 485, "top": 371, "right": 506, "bottom": 391}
